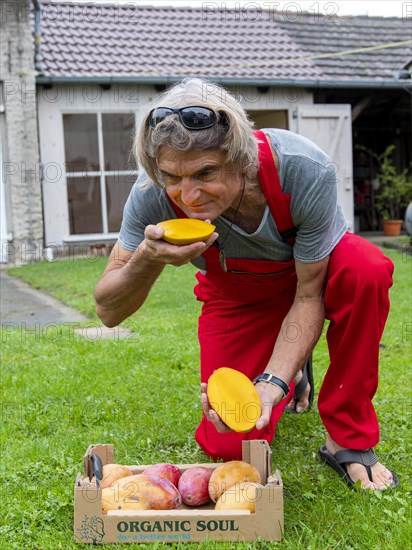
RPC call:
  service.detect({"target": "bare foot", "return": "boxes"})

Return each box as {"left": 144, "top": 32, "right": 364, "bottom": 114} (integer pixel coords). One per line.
{"left": 326, "top": 435, "right": 395, "bottom": 490}
{"left": 285, "top": 370, "right": 311, "bottom": 413}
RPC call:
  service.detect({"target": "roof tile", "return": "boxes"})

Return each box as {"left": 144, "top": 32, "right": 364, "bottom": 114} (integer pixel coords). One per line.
{"left": 34, "top": 2, "right": 409, "bottom": 82}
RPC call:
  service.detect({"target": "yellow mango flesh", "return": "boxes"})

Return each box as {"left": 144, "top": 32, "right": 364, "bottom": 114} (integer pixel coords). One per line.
{"left": 207, "top": 367, "right": 262, "bottom": 433}
{"left": 157, "top": 219, "right": 215, "bottom": 245}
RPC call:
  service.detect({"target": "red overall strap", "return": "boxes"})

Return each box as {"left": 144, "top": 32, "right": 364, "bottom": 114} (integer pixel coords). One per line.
{"left": 254, "top": 130, "right": 297, "bottom": 245}
{"left": 166, "top": 130, "right": 297, "bottom": 245}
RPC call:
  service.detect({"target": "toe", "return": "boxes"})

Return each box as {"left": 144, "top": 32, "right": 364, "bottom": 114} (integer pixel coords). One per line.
{"left": 286, "top": 370, "right": 311, "bottom": 413}
{"left": 347, "top": 462, "right": 394, "bottom": 491}
{"left": 295, "top": 395, "right": 309, "bottom": 413}
{"left": 295, "top": 384, "right": 311, "bottom": 412}
{"left": 374, "top": 467, "right": 394, "bottom": 490}
{"left": 345, "top": 463, "right": 371, "bottom": 488}
{"left": 285, "top": 399, "right": 297, "bottom": 412}
{"left": 363, "top": 481, "right": 379, "bottom": 490}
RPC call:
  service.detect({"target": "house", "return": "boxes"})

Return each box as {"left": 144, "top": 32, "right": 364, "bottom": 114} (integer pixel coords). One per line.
{"left": 1, "top": 0, "right": 411, "bottom": 263}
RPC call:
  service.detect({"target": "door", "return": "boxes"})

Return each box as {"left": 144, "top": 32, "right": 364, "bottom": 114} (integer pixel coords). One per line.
{"left": 293, "top": 104, "right": 354, "bottom": 231}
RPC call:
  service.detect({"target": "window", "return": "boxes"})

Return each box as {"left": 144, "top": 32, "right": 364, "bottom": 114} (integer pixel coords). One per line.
{"left": 63, "top": 113, "right": 137, "bottom": 235}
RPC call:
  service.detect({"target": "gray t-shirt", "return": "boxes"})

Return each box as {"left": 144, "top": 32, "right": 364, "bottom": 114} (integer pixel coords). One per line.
{"left": 118, "top": 129, "right": 348, "bottom": 266}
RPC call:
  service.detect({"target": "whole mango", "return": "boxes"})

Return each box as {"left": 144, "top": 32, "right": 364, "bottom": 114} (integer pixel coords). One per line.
{"left": 116, "top": 473, "right": 182, "bottom": 510}
{"left": 143, "top": 463, "right": 181, "bottom": 487}
{"left": 91, "top": 463, "right": 133, "bottom": 489}
{"left": 208, "top": 461, "right": 261, "bottom": 502}
{"left": 215, "top": 482, "right": 264, "bottom": 512}
{"left": 101, "top": 486, "right": 150, "bottom": 514}
{"left": 178, "top": 467, "right": 213, "bottom": 506}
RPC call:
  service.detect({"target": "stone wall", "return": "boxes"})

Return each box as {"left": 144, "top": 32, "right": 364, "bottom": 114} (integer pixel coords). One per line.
{"left": 0, "top": 0, "right": 43, "bottom": 264}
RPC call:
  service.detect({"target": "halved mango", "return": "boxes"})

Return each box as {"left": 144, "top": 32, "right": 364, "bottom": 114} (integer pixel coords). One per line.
{"left": 214, "top": 481, "right": 264, "bottom": 511}
{"left": 207, "top": 367, "right": 262, "bottom": 433}
{"left": 157, "top": 219, "right": 215, "bottom": 245}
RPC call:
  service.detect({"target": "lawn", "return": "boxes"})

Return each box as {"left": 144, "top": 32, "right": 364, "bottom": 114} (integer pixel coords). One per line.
{"left": 1, "top": 248, "right": 411, "bottom": 549}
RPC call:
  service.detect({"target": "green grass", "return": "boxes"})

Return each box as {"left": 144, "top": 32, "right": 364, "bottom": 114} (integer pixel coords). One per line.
{"left": 2, "top": 248, "right": 411, "bottom": 549}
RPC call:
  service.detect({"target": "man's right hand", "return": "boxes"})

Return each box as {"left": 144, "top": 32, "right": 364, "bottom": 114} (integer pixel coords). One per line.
{"left": 141, "top": 224, "right": 219, "bottom": 267}
{"left": 94, "top": 223, "right": 218, "bottom": 327}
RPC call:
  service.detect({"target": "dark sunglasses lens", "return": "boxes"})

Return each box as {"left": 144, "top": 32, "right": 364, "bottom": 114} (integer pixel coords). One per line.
{"left": 180, "top": 107, "right": 217, "bottom": 129}
{"left": 149, "top": 108, "right": 174, "bottom": 128}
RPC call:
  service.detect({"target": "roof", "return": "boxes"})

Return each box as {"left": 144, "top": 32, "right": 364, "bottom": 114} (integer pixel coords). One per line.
{"left": 275, "top": 14, "right": 411, "bottom": 81}
{"left": 35, "top": 1, "right": 411, "bottom": 87}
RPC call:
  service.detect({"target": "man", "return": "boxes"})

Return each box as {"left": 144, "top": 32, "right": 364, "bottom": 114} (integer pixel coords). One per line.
{"left": 94, "top": 78, "right": 398, "bottom": 490}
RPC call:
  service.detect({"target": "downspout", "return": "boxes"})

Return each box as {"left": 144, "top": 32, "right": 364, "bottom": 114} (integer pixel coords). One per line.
{"left": 31, "top": 0, "right": 46, "bottom": 259}
{"left": 32, "top": 0, "right": 43, "bottom": 74}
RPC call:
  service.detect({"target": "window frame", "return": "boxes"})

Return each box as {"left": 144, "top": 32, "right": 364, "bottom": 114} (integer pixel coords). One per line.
{"left": 62, "top": 110, "right": 138, "bottom": 239}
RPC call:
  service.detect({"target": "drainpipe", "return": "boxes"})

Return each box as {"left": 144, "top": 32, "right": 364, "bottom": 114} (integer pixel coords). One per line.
{"left": 32, "top": 0, "right": 43, "bottom": 74}
{"left": 31, "top": 0, "right": 45, "bottom": 259}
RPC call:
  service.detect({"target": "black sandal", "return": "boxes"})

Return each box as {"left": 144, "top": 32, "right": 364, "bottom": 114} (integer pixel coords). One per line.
{"left": 318, "top": 446, "right": 399, "bottom": 489}
{"left": 285, "top": 355, "right": 314, "bottom": 413}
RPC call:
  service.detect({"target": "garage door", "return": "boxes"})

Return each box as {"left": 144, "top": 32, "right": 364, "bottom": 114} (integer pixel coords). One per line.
{"left": 295, "top": 104, "right": 354, "bottom": 231}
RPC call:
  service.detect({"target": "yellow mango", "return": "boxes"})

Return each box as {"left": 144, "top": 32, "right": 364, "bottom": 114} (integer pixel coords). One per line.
{"left": 101, "top": 486, "right": 150, "bottom": 514}
{"left": 207, "top": 367, "right": 261, "bottom": 432}
{"left": 91, "top": 463, "right": 133, "bottom": 489}
{"left": 215, "top": 482, "right": 264, "bottom": 512}
{"left": 208, "top": 460, "right": 261, "bottom": 502}
{"left": 116, "top": 473, "right": 182, "bottom": 510}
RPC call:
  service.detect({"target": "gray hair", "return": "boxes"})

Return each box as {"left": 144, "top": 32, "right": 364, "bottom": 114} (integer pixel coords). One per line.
{"left": 135, "top": 78, "right": 259, "bottom": 187}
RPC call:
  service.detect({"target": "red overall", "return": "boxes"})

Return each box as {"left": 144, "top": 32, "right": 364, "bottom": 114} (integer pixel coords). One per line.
{"left": 170, "top": 131, "right": 394, "bottom": 462}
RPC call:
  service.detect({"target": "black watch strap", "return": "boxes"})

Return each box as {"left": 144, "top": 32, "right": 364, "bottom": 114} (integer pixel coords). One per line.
{"left": 253, "top": 373, "right": 290, "bottom": 399}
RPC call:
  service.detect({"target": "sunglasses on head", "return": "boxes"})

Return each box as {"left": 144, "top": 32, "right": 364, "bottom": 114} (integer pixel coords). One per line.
{"left": 148, "top": 106, "right": 228, "bottom": 130}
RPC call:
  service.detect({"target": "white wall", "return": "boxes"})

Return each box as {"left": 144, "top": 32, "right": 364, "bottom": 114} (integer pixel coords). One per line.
{"left": 38, "top": 83, "right": 315, "bottom": 247}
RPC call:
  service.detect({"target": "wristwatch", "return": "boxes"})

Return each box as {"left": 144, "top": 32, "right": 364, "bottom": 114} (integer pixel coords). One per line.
{"left": 253, "top": 373, "right": 290, "bottom": 399}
